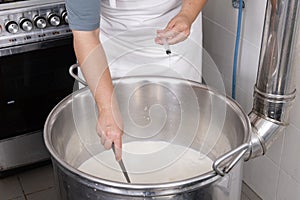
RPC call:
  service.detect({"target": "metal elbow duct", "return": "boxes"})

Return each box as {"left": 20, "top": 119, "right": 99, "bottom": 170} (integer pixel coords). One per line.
{"left": 247, "top": 0, "right": 299, "bottom": 159}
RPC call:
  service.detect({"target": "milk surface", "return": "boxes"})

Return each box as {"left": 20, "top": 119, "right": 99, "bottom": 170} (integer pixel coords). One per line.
{"left": 78, "top": 141, "right": 213, "bottom": 183}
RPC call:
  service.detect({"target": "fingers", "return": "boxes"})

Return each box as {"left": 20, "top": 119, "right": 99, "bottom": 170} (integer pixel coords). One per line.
{"left": 96, "top": 121, "right": 123, "bottom": 161}
{"left": 155, "top": 30, "right": 175, "bottom": 45}
{"left": 156, "top": 30, "right": 188, "bottom": 45}
{"left": 165, "top": 32, "right": 187, "bottom": 45}
{"left": 97, "top": 128, "right": 121, "bottom": 148}
{"left": 104, "top": 138, "right": 112, "bottom": 150}
{"left": 155, "top": 14, "right": 191, "bottom": 45}
{"left": 101, "top": 133, "right": 106, "bottom": 145}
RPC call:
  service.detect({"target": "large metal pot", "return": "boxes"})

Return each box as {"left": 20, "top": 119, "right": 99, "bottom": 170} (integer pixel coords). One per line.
{"left": 44, "top": 71, "right": 250, "bottom": 200}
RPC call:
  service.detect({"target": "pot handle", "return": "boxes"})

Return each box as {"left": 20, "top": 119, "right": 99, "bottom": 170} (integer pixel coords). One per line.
{"left": 213, "top": 143, "right": 249, "bottom": 176}
{"left": 69, "top": 63, "right": 88, "bottom": 86}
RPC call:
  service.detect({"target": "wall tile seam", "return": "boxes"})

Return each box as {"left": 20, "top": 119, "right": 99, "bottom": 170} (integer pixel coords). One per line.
{"left": 243, "top": 153, "right": 280, "bottom": 200}
{"left": 265, "top": 129, "right": 286, "bottom": 167}
{"left": 235, "top": 86, "right": 254, "bottom": 114}
{"left": 235, "top": 76, "right": 256, "bottom": 91}
{"left": 202, "top": 15, "right": 261, "bottom": 49}
{"left": 244, "top": 174, "right": 277, "bottom": 200}
{"left": 274, "top": 130, "right": 286, "bottom": 200}
{"left": 278, "top": 124, "right": 300, "bottom": 184}
{"left": 253, "top": 153, "right": 281, "bottom": 172}
{"left": 259, "top": 156, "right": 281, "bottom": 200}
{"left": 203, "top": 15, "right": 237, "bottom": 35}
{"left": 279, "top": 168, "right": 300, "bottom": 187}
{"left": 288, "top": 122, "right": 300, "bottom": 132}
{"left": 242, "top": 181, "right": 263, "bottom": 200}
{"left": 235, "top": 84, "right": 254, "bottom": 101}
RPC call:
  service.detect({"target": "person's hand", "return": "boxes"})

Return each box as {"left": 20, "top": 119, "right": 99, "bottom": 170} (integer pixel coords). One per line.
{"left": 96, "top": 102, "right": 123, "bottom": 161}
{"left": 155, "top": 12, "right": 193, "bottom": 45}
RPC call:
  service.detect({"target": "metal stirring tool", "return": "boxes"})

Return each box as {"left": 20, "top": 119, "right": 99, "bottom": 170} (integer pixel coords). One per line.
{"left": 112, "top": 143, "right": 131, "bottom": 183}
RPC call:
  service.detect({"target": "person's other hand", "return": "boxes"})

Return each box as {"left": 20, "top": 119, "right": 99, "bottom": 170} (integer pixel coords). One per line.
{"left": 96, "top": 102, "right": 123, "bottom": 161}
{"left": 155, "top": 13, "right": 192, "bottom": 45}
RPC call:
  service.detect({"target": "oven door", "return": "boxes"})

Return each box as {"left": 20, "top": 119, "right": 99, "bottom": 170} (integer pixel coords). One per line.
{"left": 0, "top": 36, "right": 77, "bottom": 173}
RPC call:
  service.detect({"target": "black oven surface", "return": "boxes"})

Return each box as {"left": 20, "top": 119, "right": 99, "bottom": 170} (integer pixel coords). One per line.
{"left": 0, "top": 0, "right": 77, "bottom": 173}
{"left": 0, "top": 38, "right": 76, "bottom": 140}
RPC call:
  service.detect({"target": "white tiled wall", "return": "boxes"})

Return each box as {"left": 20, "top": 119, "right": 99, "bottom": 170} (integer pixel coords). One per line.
{"left": 202, "top": 0, "right": 300, "bottom": 199}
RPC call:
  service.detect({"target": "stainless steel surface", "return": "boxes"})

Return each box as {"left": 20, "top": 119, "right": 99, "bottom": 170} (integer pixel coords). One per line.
{"left": 244, "top": 130, "right": 264, "bottom": 160}
{"left": 44, "top": 76, "right": 250, "bottom": 199}
{"left": 213, "top": 143, "right": 249, "bottom": 176}
{"left": 0, "top": 0, "right": 64, "bottom": 10}
{"left": 0, "top": 35, "right": 72, "bottom": 56}
{"left": 34, "top": 15, "right": 47, "bottom": 29}
{"left": 61, "top": 10, "right": 68, "bottom": 24}
{"left": 69, "top": 63, "right": 87, "bottom": 86}
{"left": 0, "top": 131, "right": 50, "bottom": 172}
{"left": 47, "top": 13, "right": 61, "bottom": 26}
{"left": 0, "top": 1, "right": 71, "bottom": 50}
{"left": 112, "top": 143, "right": 131, "bottom": 183}
{"left": 19, "top": 17, "right": 34, "bottom": 32}
{"left": 247, "top": 111, "right": 284, "bottom": 158}
{"left": 256, "top": 0, "right": 298, "bottom": 98}
{"left": 248, "top": 0, "right": 299, "bottom": 159}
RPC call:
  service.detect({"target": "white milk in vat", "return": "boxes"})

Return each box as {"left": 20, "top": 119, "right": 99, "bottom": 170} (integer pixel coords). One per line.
{"left": 78, "top": 141, "right": 213, "bottom": 183}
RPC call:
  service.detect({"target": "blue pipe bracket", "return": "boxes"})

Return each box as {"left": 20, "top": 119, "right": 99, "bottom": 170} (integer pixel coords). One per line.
{"left": 232, "top": 0, "right": 245, "bottom": 9}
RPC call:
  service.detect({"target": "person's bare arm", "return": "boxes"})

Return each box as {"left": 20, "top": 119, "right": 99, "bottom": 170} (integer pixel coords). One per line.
{"left": 155, "top": 0, "right": 207, "bottom": 44}
{"left": 180, "top": 0, "right": 207, "bottom": 25}
{"left": 72, "top": 29, "right": 123, "bottom": 161}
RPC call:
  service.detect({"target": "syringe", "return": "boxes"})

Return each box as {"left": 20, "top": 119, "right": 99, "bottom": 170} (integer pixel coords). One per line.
{"left": 162, "top": 38, "right": 171, "bottom": 55}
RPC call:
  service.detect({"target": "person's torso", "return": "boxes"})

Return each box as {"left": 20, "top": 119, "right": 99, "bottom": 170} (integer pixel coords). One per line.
{"left": 100, "top": 0, "right": 181, "bottom": 35}
{"left": 98, "top": 0, "right": 203, "bottom": 83}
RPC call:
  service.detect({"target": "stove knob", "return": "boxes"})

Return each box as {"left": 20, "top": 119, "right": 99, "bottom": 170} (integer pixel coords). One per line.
{"left": 19, "top": 18, "right": 33, "bottom": 32}
{"left": 5, "top": 21, "right": 19, "bottom": 34}
{"left": 34, "top": 16, "right": 47, "bottom": 29}
{"left": 48, "top": 13, "right": 61, "bottom": 26}
{"left": 61, "top": 10, "right": 68, "bottom": 24}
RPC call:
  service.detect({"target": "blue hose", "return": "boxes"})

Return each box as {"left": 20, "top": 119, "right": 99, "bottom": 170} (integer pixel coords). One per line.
{"left": 232, "top": 0, "right": 243, "bottom": 99}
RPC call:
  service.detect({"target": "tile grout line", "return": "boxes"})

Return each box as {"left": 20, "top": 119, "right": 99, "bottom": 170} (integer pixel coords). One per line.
{"left": 242, "top": 185, "right": 253, "bottom": 200}
{"left": 242, "top": 181, "right": 263, "bottom": 200}
{"left": 274, "top": 129, "right": 286, "bottom": 200}
{"left": 241, "top": 192, "right": 251, "bottom": 200}
{"left": 16, "top": 176, "right": 28, "bottom": 200}
{"left": 17, "top": 172, "right": 55, "bottom": 199}
{"left": 202, "top": 15, "right": 261, "bottom": 49}
{"left": 244, "top": 192, "right": 255, "bottom": 200}
{"left": 25, "top": 186, "right": 55, "bottom": 196}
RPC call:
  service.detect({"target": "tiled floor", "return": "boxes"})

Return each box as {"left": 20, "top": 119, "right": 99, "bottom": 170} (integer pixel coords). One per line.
{"left": 0, "top": 163, "right": 261, "bottom": 200}
{"left": 0, "top": 164, "right": 57, "bottom": 200}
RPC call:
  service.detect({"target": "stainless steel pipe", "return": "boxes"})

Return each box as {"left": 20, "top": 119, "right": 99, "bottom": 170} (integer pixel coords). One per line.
{"left": 248, "top": 0, "right": 300, "bottom": 159}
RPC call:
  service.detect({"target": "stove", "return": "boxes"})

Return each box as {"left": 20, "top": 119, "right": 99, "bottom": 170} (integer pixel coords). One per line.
{"left": 0, "top": 0, "right": 77, "bottom": 175}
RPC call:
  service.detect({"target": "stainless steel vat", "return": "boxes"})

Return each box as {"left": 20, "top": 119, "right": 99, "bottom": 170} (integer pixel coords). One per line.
{"left": 44, "top": 76, "right": 250, "bottom": 200}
